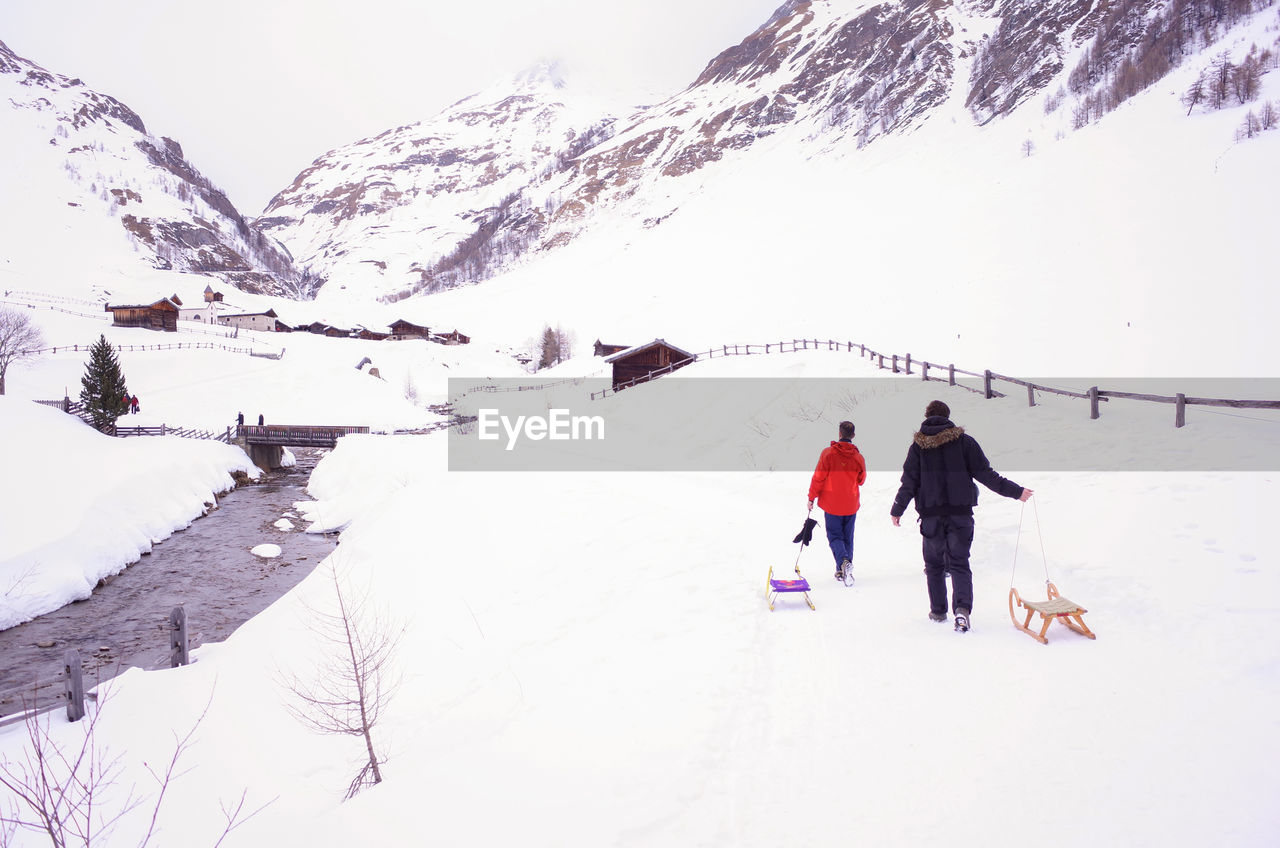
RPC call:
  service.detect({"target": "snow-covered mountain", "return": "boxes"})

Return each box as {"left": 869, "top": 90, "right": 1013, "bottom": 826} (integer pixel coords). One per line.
{"left": 2, "top": 0, "right": 1275, "bottom": 367}
{"left": 260, "top": 0, "right": 1279, "bottom": 310}
{"left": 0, "top": 39, "right": 313, "bottom": 299}
{"left": 257, "top": 62, "right": 619, "bottom": 305}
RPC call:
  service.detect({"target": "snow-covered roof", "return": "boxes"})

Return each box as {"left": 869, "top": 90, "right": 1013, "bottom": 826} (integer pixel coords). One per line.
{"left": 603, "top": 338, "right": 697, "bottom": 363}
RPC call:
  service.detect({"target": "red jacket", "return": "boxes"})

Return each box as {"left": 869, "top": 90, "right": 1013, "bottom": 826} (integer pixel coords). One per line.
{"left": 808, "top": 440, "right": 867, "bottom": 516}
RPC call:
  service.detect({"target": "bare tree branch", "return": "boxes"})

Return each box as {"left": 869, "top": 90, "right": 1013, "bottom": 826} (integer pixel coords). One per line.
{"left": 282, "top": 557, "right": 404, "bottom": 799}
{"left": 0, "top": 686, "right": 274, "bottom": 847}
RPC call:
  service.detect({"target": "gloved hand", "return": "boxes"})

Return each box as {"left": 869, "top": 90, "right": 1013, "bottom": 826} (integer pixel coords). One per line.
{"left": 793, "top": 517, "right": 819, "bottom": 546}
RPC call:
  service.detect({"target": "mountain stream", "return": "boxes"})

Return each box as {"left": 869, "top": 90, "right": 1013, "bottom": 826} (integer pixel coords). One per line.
{"left": 0, "top": 450, "right": 337, "bottom": 719}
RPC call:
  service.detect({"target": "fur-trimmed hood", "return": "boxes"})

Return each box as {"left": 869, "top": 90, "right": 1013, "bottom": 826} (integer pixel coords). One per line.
{"left": 913, "top": 416, "right": 964, "bottom": 450}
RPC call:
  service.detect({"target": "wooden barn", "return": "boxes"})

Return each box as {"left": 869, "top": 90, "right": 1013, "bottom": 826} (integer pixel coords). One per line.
{"left": 356, "top": 328, "right": 390, "bottom": 341}
{"left": 105, "top": 298, "right": 179, "bottom": 332}
{"left": 389, "top": 319, "right": 430, "bottom": 340}
{"left": 432, "top": 329, "right": 470, "bottom": 345}
{"left": 593, "top": 339, "right": 629, "bottom": 357}
{"left": 604, "top": 339, "right": 696, "bottom": 390}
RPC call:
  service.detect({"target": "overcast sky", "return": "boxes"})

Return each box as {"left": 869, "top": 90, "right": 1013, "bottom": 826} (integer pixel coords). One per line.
{"left": 4, "top": 0, "right": 784, "bottom": 214}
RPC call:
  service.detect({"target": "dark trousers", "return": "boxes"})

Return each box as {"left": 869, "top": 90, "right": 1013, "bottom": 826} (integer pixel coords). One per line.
{"left": 920, "top": 514, "right": 975, "bottom": 615}
{"left": 824, "top": 512, "right": 857, "bottom": 565}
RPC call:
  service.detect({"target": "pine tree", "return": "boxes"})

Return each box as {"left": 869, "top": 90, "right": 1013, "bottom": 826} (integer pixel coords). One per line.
{"left": 79, "top": 334, "right": 129, "bottom": 432}
{"left": 538, "top": 326, "right": 559, "bottom": 371}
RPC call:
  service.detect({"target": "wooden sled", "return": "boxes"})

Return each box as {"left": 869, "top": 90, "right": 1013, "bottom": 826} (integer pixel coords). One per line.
{"left": 766, "top": 565, "right": 815, "bottom": 611}
{"left": 1008, "top": 582, "right": 1096, "bottom": 644}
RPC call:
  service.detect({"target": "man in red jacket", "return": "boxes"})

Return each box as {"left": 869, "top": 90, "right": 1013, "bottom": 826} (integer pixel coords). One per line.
{"left": 808, "top": 420, "right": 868, "bottom": 581}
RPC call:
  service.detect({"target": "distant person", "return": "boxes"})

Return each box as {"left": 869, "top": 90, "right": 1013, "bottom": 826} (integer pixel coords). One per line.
{"left": 257, "top": 413, "right": 264, "bottom": 426}
{"left": 889, "top": 400, "right": 1032, "bottom": 633}
{"left": 808, "top": 420, "right": 867, "bottom": 582}
{"left": 131, "top": 394, "right": 139, "bottom": 414}
{"left": 237, "top": 412, "right": 245, "bottom": 426}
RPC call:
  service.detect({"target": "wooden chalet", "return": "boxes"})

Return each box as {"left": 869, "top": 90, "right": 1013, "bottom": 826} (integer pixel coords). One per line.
{"left": 105, "top": 298, "right": 179, "bottom": 331}
{"left": 356, "top": 328, "right": 390, "bottom": 341}
{"left": 389, "top": 319, "right": 430, "bottom": 341}
{"left": 604, "top": 339, "right": 696, "bottom": 390}
{"left": 593, "top": 339, "right": 629, "bottom": 357}
{"left": 431, "top": 329, "right": 470, "bottom": 345}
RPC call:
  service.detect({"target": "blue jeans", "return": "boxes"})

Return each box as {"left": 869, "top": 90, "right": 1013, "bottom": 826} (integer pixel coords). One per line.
{"left": 824, "top": 512, "right": 857, "bottom": 565}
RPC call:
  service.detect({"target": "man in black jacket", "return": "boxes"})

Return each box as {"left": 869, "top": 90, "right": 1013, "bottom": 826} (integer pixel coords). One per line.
{"left": 890, "top": 400, "right": 1032, "bottom": 632}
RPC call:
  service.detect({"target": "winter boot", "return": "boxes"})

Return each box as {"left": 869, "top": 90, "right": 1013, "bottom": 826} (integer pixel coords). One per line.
{"left": 954, "top": 609, "right": 971, "bottom": 633}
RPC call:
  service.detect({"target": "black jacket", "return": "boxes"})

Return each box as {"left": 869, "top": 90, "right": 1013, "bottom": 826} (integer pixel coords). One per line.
{"left": 890, "top": 416, "right": 1024, "bottom": 517}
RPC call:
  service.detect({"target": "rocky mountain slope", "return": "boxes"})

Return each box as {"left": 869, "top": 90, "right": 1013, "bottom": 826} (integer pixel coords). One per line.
{"left": 0, "top": 39, "right": 313, "bottom": 298}
{"left": 261, "top": 0, "right": 1277, "bottom": 308}
{"left": 257, "top": 63, "right": 618, "bottom": 304}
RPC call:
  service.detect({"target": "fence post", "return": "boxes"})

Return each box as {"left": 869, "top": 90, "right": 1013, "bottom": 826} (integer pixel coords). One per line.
{"left": 949, "top": 364, "right": 955, "bottom": 386}
{"left": 878, "top": 354, "right": 884, "bottom": 369}
{"left": 860, "top": 344, "right": 866, "bottom": 358}
{"left": 64, "top": 650, "right": 85, "bottom": 722}
{"left": 1175, "top": 393, "right": 1186, "bottom": 428}
{"left": 984, "top": 370, "right": 993, "bottom": 399}
{"left": 1089, "top": 387, "right": 1100, "bottom": 420}
{"left": 922, "top": 362, "right": 929, "bottom": 381}
{"left": 170, "top": 606, "right": 190, "bottom": 667}
{"left": 892, "top": 354, "right": 899, "bottom": 373}
{"left": 1027, "top": 385, "right": 1036, "bottom": 407}
{"left": 905, "top": 353, "right": 912, "bottom": 375}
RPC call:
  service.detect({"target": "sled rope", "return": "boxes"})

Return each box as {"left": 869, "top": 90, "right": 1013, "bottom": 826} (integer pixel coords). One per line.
{"left": 1010, "top": 499, "right": 1052, "bottom": 589}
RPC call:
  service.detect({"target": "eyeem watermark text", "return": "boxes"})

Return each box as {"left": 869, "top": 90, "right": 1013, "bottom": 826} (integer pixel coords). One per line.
{"left": 477, "top": 408, "right": 606, "bottom": 450}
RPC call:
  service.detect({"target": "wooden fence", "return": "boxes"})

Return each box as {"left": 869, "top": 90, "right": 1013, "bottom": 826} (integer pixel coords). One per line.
{"left": 116, "top": 424, "right": 234, "bottom": 443}
{"left": 589, "top": 337, "right": 1280, "bottom": 427}
{"left": 23, "top": 340, "right": 283, "bottom": 358}
{"left": 464, "top": 376, "right": 586, "bottom": 394}
{"left": 0, "top": 607, "right": 195, "bottom": 728}
{"left": 36, "top": 398, "right": 235, "bottom": 442}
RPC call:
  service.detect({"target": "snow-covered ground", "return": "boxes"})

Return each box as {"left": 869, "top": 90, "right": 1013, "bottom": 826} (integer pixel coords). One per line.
{"left": 2, "top": 338, "right": 1277, "bottom": 847}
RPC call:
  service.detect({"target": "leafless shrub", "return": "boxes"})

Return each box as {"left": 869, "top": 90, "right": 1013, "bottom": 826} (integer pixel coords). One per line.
{"left": 0, "top": 690, "right": 270, "bottom": 847}
{"left": 283, "top": 558, "right": 404, "bottom": 800}
{"left": 403, "top": 370, "right": 419, "bottom": 406}
{"left": 790, "top": 396, "right": 828, "bottom": 423}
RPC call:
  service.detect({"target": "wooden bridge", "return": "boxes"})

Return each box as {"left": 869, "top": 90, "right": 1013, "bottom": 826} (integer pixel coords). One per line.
{"left": 236, "top": 424, "right": 370, "bottom": 448}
